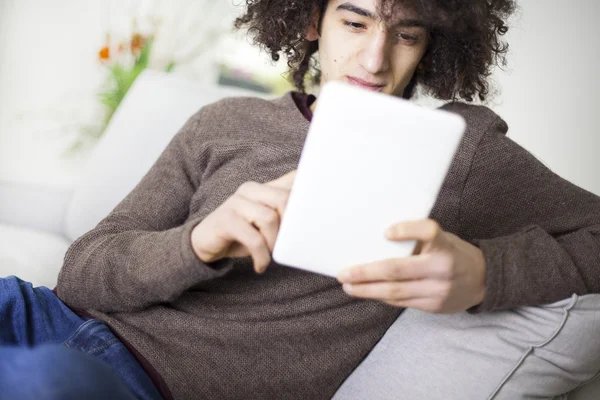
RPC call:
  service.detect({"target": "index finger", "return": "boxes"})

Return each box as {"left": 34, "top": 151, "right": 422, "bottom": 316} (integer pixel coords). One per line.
{"left": 337, "top": 255, "right": 431, "bottom": 284}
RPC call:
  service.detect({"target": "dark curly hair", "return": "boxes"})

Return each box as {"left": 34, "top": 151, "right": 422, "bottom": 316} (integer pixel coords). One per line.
{"left": 234, "top": 0, "right": 517, "bottom": 102}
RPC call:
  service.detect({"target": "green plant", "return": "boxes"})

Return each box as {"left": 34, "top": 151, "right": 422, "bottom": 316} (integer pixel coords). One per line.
{"left": 97, "top": 31, "right": 158, "bottom": 128}
{"left": 98, "top": 38, "right": 153, "bottom": 127}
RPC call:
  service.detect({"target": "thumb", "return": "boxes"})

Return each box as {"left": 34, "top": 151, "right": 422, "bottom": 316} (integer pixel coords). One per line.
{"left": 267, "top": 170, "right": 297, "bottom": 189}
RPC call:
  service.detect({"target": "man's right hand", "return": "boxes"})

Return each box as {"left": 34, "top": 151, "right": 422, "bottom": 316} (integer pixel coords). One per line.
{"left": 190, "top": 170, "right": 296, "bottom": 274}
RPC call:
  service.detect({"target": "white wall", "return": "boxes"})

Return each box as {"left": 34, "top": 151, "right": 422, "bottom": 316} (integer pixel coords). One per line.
{"left": 0, "top": 0, "right": 599, "bottom": 194}
{"left": 0, "top": 0, "right": 110, "bottom": 187}
{"left": 492, "top": 0, "right": 600, "bottom": 195}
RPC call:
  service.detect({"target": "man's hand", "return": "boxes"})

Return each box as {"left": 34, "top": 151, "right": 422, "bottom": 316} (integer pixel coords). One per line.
{"left": 191, "top": 170, "right": 296, "bottom": 274}
{"left": 336, "top": 219, "right": 486, "bottom": 314}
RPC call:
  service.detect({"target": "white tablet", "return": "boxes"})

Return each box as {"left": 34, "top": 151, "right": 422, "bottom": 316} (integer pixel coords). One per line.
{"left": 272, "top": 81, "right": 466, "bottom": 278}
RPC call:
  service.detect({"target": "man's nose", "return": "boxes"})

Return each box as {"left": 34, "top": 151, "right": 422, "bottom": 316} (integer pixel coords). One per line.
{"left": 357, "top": 30, "right": 391, "bottom": 74}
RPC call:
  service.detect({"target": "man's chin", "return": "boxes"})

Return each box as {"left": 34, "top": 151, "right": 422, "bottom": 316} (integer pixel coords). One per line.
{"left": 321, "top": 78, "right": 399, "bottom": 96}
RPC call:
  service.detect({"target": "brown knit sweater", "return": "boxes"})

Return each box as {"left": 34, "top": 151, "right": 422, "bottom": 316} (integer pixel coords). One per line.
{"left": 56, "top": 92, "right": 600, "bottom": 400}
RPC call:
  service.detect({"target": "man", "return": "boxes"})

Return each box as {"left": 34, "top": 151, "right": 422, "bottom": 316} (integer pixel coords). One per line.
{"left": 1, "top": 0, "right": 599, "bottom": 399}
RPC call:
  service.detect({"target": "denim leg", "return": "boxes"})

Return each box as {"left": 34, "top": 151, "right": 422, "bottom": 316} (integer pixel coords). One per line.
{"left": 0, "top": 344, "right": 137, "bottom": 400}
{"left": 0, "top": 276, "right": 163, "bottom": 400}
{"left": 64, "top": 319, "right": 163, "bottom": 400}
{"left": 0, "top": 276, "right": 82, "bottom": 345}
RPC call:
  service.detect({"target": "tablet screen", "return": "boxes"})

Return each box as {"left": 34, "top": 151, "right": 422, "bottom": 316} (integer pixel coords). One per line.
{"left": 272, "top": 81, "right": 465, "bottom": 277}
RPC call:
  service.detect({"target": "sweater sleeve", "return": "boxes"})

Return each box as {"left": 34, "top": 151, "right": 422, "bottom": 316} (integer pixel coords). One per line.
{"left": 56, "top": 110, "right": 235, "bottom": 313}
{"left": 459, "top": 116, "right": 600, "bottom": 312}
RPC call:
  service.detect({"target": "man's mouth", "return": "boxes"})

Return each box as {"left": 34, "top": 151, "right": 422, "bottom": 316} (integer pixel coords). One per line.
{"left": 346, "top": 76, "right": 386, "bottom": 92}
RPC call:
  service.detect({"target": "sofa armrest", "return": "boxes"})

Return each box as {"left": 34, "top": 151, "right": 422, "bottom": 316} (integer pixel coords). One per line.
{"left": 0, "top": 179, "right": 74, "bottom": 237}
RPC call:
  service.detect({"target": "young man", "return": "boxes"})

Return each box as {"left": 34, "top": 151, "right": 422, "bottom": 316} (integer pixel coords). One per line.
{"left": 1, "top": 0, "right": 599, "bottom": 399}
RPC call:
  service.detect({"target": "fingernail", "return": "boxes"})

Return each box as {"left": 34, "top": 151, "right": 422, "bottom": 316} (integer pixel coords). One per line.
{"left": 338, "top": 269, "right": 352, "bottom": 282}
{"left": 343, "top": 283, "right": 353, "bottom": 294}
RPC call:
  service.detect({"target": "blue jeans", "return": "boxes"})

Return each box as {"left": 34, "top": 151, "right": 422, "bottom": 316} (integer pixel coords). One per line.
{"left": 0, "top": 276, "right": 163, "bottom": 400}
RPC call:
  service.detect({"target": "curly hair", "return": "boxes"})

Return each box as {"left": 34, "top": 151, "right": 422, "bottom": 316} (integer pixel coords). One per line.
{"left": 234, "top": 0, "right": 517, "bottom": 102}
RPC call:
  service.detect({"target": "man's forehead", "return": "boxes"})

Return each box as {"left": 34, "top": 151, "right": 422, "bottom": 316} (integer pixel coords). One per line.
{"left": 330, "top": 0, "right": 425, "bottom": 26}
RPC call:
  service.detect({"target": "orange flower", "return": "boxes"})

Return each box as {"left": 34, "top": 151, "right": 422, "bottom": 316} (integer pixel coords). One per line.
{"left": 99, "top": 46, "right": 110, "bottom": 62}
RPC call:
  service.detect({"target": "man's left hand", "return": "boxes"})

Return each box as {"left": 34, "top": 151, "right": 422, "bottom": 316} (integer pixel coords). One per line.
{"left": 337, "top": 219, "right": 487, "bottom": 314}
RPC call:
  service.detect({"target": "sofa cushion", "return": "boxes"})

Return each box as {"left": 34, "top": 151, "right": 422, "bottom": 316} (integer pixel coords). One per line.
{"left": 63, "top": 70, "right": 260, "bottom": 241}
{"left": 0, "top": 223, "right": 70, "bottom": 288}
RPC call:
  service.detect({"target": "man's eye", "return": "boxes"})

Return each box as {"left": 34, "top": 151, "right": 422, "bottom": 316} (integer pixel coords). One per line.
{"left": 397, "top": 32, "right": 418, "bottom": 42}
{"left": 343, "top": 21, "right": 366, "bottom": 31}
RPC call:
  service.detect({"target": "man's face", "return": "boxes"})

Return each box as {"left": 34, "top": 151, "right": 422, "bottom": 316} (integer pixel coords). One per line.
{"left": 308, "top": 0, "right": 429, "bottom": 97}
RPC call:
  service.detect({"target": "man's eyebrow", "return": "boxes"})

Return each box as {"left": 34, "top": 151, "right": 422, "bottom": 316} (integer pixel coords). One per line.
{"left": 336, "top": 2, "right": 376, "bottom": 19}
{"left": 336, "top": 2, "right": 426, "bottom": 28}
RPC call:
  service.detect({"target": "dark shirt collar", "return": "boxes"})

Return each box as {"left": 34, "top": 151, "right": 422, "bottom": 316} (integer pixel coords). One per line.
{"left": 291, "top": 91, "right": 317, "bottom": 122}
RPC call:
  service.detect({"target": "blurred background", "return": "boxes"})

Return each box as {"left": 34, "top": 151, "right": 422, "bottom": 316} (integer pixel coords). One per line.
{"left": 0, "top": 0, "right": 598, "bottom": 194}
{"left": 0, "top": 0, "right": 294, "bottom": 187}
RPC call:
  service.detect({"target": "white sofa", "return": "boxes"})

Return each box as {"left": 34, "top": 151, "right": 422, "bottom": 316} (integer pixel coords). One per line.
{"left": 1, "top": 70, "right": 598, "bottom": 399}
{"left": 0, "top": 70, "right": 257, "bottom": 288}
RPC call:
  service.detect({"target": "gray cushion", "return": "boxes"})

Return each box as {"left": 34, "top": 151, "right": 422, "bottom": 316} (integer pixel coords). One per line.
{"left": 332, "top": 294, "right": 600, "bottom": 399}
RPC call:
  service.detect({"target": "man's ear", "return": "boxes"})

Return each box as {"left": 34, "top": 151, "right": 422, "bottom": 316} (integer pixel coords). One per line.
{"left": 305, "top": 7, "right": 321, "bottom": 41}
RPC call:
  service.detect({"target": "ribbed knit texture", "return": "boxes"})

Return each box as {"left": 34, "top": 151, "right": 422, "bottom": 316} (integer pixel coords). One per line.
{"left": 56, "top": 92, "right": 600, "bottom": 399}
